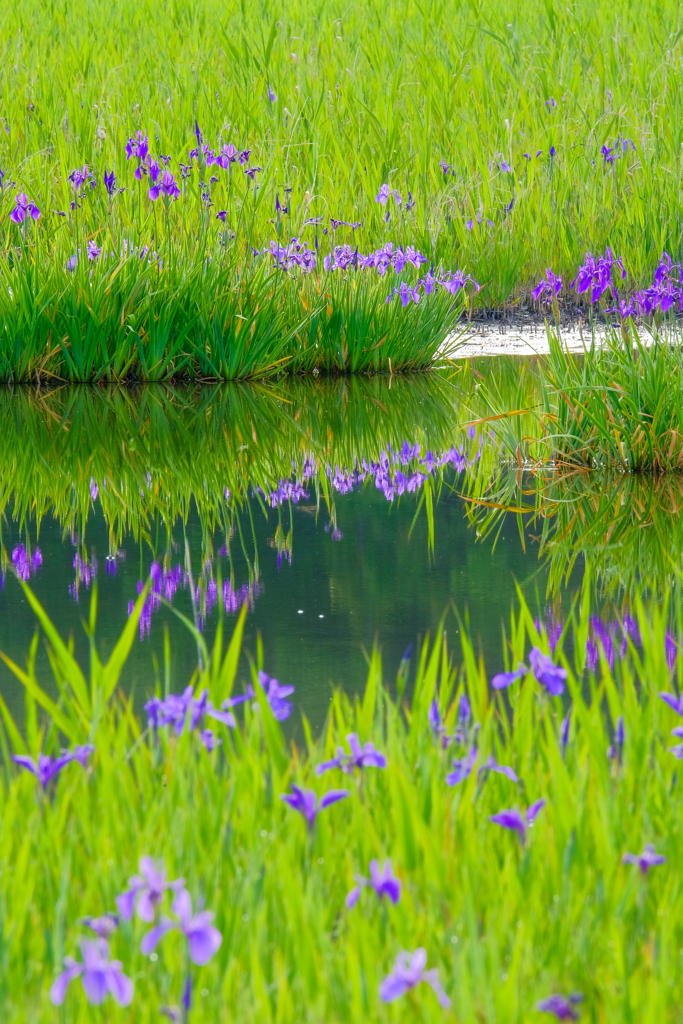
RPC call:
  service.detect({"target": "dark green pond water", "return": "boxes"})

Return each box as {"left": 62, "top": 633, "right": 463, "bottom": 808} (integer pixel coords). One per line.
{"left": 0, "top": 371, "right": 624, "bottom": 733}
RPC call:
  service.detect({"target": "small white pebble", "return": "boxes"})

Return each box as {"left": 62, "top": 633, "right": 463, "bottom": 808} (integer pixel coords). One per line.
{"left": 149, "top": 953, "right": 158, "bottom": 962}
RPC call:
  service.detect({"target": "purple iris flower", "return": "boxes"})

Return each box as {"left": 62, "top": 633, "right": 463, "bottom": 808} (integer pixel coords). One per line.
{"left": 141, "top": 889, "right": 222, "bottom": 965}
{"left": 375, "top": 183, "right": 401, "bottom": 205}
{"left": 125, "top": 130, "right": 149, "bottom": 162}
{"left": 216, "top": 142, "right": 238, "bottom": 168}
{"left": 68, "top": 165, "right": 93, "bottom": 191}
{"left": 477, "top": 755, "right": 518, "bottom": 783}
{"left": 622, "top": 843, "right": 666, "bottom": 874}
{"left": 11, "top": 544, "right": 43, "bottom": 580}
{"left": 244, "top": 165, "right": 262, "bottom": 180}
{"left": 529, "top": 647, "right": 567, "bottom": 695}
{"left": 379, "top": 948, "right": 450, "bottom": 1009}
{"left": 346, "top": 858, "right": 401, "bottom": 909}
{"left": 491, "top": 662, "right": 527, "bottom": 690}
{"left": 316, "top": 733, "right": 386, "bottom": 774}
{"left": 607, "top": 715, "right": 624, "bottom": 764}
{"left": 549, "top": 145, "right": 556, "bottom": 158}
{"left": 532, "top": 269, "right": 562, "bottom": 304}
{"left": 12, "top": 744, "right": 94, "bottom": 789}
{"left": 280, "top": 784, "right": 349, "bottom": 827}
{"left": 489, "top": 799, "right": 546, "bottom": 842}
{"left": 87, "top": 241, "right": 101, "bottom": 262}
{"left": 81, "top": 914, "right": 120, "bottom": 939}
{"left": 537, "top": 994, "right": 584, "bottom": 1020}
{"left": 257, "top": 670, "right": 294, "bottom": 721}
{"left": 10, "top": 192, "right": 41, "bottom": 223}
{"left": 116, "top": 856, "right": 185, "bottom": 922}
{"left": 149, "top": 170, "right": 180, "bottom": 202}
{"left": 572, "top": 247, "right": 625, "bottom": 304}
{"left": 387, "top": 281, "right": 420, "bottom": 307}
{"left": 445, "top": 746, "right": 477, "bottom": 786}
{"left": 267, "top": 87, "right": 277, "bottom": 102}
{"left": 103, "top": 170, "right": 117, "bottom": 196}
{"left": 50, "top": 939, "right": 133, "bottom": 1007}
{"left": 660, "top": 691, "right": 683, "bottom": 716}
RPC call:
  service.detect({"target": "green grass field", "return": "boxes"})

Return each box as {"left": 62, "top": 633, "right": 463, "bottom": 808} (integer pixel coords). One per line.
{"left": 3, "top": 0, "right": 683, "bottom": 377}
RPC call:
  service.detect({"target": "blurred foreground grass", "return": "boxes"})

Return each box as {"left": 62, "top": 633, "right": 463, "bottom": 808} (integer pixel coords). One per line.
{"left": 0, "top": 576, "right": 681, "bottom": 1020}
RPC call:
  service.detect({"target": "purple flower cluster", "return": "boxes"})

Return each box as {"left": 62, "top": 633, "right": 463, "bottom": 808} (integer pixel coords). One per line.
{"left": 266, "top": 478, "right": 310, "bottom": 506}
{"left": 610, "top": 252, "right": 682, "bottom": 319}
{"left": 324, "top": 242, "right": 428, "bottom": 274}
{"left": 264, "top": 437, "right": 480, "bottom": 510}
{"left": 69, "top": 552, "right": 98, "bottom": 602}
{"left": 601, "top": 136, "right": 635, "bottom": 165}
{"left": 261, "top": 238, "right": 318, "bottom": 272}
{"left": 126, "top": 552, "right": 262, "bottom": 640}
{"left": 11, "top": 544, "right": 42, "bottom": 580}
{"left": 489, "top": 154, "right": 512, "bottom": 174}
{"left": 51, "top": 857, "right": 221, "bottom": 1008}
{"left": 315, "top": 732, "right": 387, "bottom": 775}
{"left": 386, "top": 267, "right": 479, "bottom": 307}
{"left": 586, "top": 614, "right": 640, "bottom": 671}
{"left": 534, "top": 611, "right": 564, "bottom": 654}
{"left": 128, "top": 562, "right": 184, "bottom": 639}
{"left": 259, "top": 239, "right": 478, "bottom": 302}
{"left": 144, "top": 685, "right": 239, "bottom": 751}
{"left": 571, "top": 247, "right": 625, "bottom": 303}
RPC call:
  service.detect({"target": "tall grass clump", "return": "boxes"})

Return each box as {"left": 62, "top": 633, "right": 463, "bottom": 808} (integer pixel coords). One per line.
{"left": 540, "top": 326, "right": 683, "bottom": 471}
{"left": 0, "top": 576, "right": 682, "bottom": 1020}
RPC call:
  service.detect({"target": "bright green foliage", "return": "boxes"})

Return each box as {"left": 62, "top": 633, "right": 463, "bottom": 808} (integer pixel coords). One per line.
{"left": 0, "top": 579, "right": 681, "bottom": 1020}
{"left": 2, "top": 0, "right": 683, "bottom": 375}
